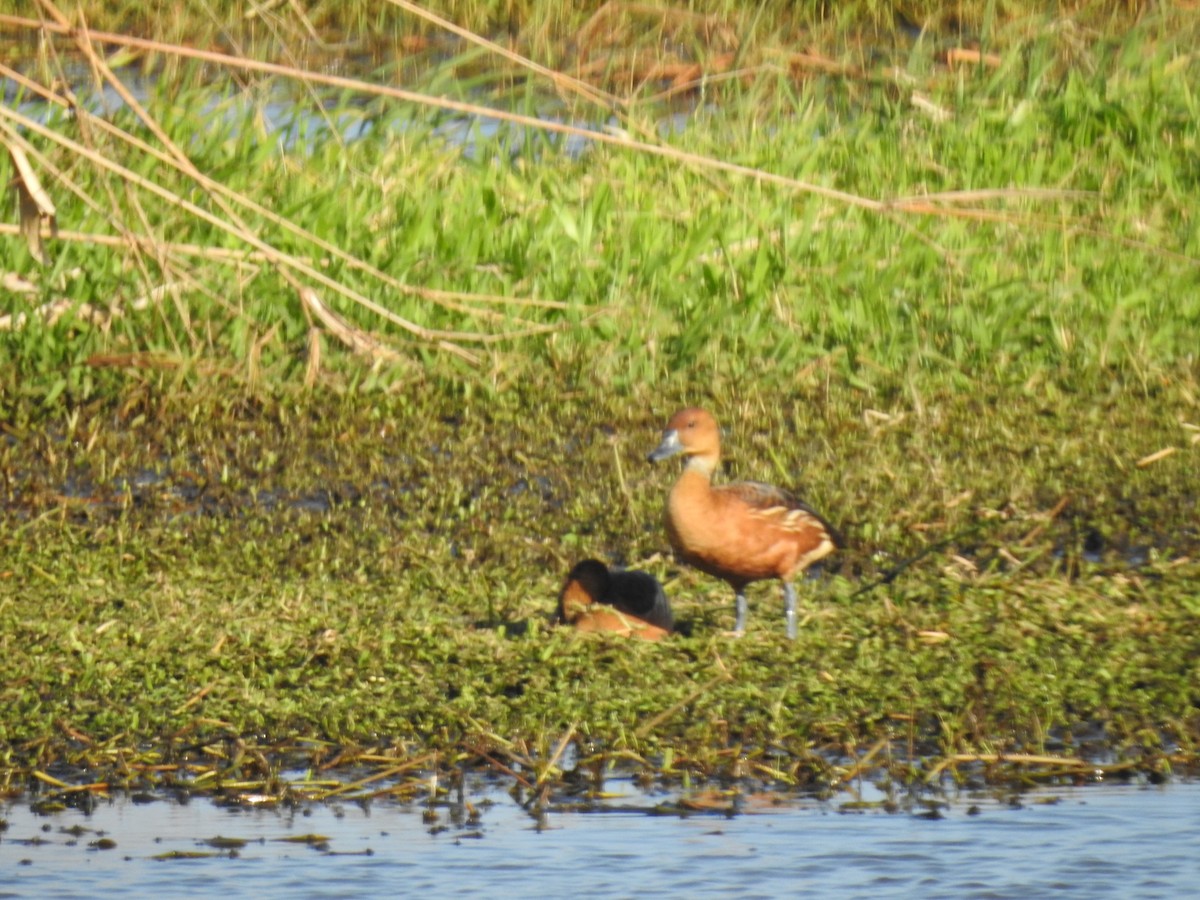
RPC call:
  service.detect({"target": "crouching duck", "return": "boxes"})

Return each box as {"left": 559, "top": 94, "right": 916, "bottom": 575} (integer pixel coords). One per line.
{"left": 556, "top": 559, "right": 674, "bottom": 641}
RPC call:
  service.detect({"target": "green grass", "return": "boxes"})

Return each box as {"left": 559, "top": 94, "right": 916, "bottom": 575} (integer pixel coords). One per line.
{"left": 0, "top": 4, "right": 1198, "bottom": 794}
{"left": 3, "top": 5, "right": 1197, "bottom": 396}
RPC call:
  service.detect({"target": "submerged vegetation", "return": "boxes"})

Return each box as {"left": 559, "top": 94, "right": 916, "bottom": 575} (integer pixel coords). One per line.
{"left": 0, "top": 0, "right": 1198, "bottom": 803}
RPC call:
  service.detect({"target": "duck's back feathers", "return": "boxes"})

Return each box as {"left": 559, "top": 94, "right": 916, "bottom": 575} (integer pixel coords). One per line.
{"left": 718, "top": 481, "right": 844, "bottom": 549}
{"left": 556, "top": 559, "right": 674, "bottom": 640}
{"left": 606, "top": 569, "right": 674, "bottom": 632}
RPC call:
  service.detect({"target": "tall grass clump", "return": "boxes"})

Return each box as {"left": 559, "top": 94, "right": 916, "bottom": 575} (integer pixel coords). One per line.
{"left": 0, "top": 0, "right": 1196, "bottom": 404}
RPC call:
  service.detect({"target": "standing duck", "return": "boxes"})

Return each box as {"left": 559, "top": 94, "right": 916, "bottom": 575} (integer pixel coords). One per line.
{"left": 648, "top": 407, "right": 840, "bottom": 638}
{"left": 556, "top": 559, "right": 674, "bottom": 641}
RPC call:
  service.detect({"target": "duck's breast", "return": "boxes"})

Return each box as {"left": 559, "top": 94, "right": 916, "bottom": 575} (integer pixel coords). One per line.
{"left": 573, "top": 607, "right": 669, "bottom": 641}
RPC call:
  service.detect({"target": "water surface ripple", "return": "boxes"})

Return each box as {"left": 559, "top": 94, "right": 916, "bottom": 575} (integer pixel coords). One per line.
{"left": 2, "top": 782, "right": 1196, "bottom": 898}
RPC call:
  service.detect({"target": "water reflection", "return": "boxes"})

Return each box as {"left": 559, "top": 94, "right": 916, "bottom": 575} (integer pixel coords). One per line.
{"left": 3, "top": 50, "right": 697, "bottom": 165}
{"left": 2, "top": 781, "right": 1196, "bottom": 898}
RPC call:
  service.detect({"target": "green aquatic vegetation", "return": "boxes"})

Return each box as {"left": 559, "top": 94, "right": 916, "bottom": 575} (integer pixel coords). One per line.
{"left": 0, "top": 384, "right": 1197, "bottom": 794}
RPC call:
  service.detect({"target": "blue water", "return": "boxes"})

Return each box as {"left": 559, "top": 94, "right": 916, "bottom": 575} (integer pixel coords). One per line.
{"left": 2, "top": 781, "right": 1196, "bottom": 898}
{"left": 4, "top": 56, "right": 696, "bottom": 163}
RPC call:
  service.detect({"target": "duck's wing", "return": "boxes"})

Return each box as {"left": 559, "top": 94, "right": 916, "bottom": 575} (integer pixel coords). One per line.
{"left": 606, "top": 570, "right": 674, "bottom": 632}
{"left": 718, "top": 481, "right": 845, "bottom": 548}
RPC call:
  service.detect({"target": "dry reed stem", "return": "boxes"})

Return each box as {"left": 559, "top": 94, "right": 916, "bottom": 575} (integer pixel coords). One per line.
{"left": 0, "top": 298, "right": 109, "bottom": 331}
{"left": 298, "top": 286, "right": 404, "bottom": 364}
{"left": 0, "top": 221, "right": 266, "bottom": 263}
{"left": 925, "top": 751, "right": 1117, "bottom": 781}
{"left": 31, "top": 770, "right": 73, "bottom": 789}
{"left": 55, "top": 3, "right": 535, "bottom": 345}
{"left": 0, "top": 112, "right": 143, "bottom": 256}
{"left": 1136, "top": 447, "right": 1177, "bottom": 467}
{"left": 5, "top": 141, "right": 57, "bottom": 264}
{"left": 945, "top": 48, "right": 1004, "bottom": 68}
{"left": 50, "top": 0, "right": 281, "bottom": 284}
{"left": 388, "top": 0, "right": 620, "bottom": 111}
{"left": 837, "top": 736, "right": 892, "bottom": 783}
{"left": 315, "top": 763, "right": 423, "bottom": 801}
{"left": 537, "top": 724, "right": 577, "bottom": 786}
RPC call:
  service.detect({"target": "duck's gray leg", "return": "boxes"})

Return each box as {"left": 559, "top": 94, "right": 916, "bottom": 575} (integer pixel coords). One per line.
{"left": 783, "top": 582, "right": 797, "bottom": 640}
{"left": 734, "top": 591, "right": 748, "bottom": 635}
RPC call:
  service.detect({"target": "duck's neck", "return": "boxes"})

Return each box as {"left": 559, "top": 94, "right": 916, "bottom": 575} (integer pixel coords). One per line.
{"left": 670, "top": 454, "right": 718, "bottom": 514}
{"left": 667, "top": 455, "right": 720, "bottom": 550}
{"left": 683, "top": 452, "right": 718, "bottom": 480}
